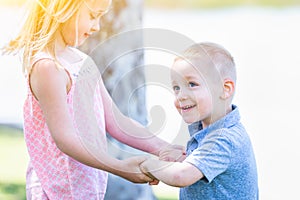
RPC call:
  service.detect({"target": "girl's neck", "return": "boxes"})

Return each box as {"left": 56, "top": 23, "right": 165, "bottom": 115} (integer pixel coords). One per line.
{"left": 48, "top": 32, "right": 83, "bottom": 64}
{"left": 55, "top": 32, "right": 68, "bottom": 53}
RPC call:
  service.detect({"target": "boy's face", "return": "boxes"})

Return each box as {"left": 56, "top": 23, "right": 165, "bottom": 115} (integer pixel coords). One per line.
{"left": 171, "top": 59, "right": 219, "bottom": 126}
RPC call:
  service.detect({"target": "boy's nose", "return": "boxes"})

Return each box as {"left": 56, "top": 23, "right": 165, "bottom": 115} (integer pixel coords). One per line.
{"left": 177, "top": 89, "right": 188, "bottom": 101}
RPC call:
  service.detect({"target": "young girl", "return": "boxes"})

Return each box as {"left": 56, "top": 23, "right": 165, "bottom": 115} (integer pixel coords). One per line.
{"left": 4, "top": 0, "right": 184, "bottom": 199}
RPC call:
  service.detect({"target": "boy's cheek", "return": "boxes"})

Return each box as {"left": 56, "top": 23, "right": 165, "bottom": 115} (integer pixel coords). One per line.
{"left": 174, "top": 100, "right": 181, "bottom": 114}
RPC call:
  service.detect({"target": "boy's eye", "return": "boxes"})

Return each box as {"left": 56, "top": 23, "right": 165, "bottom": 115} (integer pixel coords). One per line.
{"left": 188, "top": 82, "right": 198, "bottom": 87}
{"left": 173, "top": 85, "right": 180, "bottom": 92}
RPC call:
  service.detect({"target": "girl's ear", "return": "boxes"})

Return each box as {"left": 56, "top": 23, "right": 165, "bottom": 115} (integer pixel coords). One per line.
{"left": 220, "top": 79, "right": 235, "bottom": 100}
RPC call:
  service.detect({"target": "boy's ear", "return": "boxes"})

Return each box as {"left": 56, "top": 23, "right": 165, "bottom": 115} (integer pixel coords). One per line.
{"left": 220, "top": 79, "right": 235, "bottom": 100}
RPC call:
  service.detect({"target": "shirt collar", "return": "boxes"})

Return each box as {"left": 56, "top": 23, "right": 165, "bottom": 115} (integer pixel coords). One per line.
{"left": 188, "top": 105, "right": 240, "bottom": 139}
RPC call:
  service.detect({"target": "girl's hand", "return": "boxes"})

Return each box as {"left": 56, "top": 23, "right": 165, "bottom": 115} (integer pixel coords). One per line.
{"left": 148, "top": 179, "right": 160, "bottom": 185}
{"left": 119, "top": 156, "right": 158, "bottom": 184}
{"left": 139, "top": 158, "right": 160, "bottom": 185}
{"left": 159, "top": 144, "right": 186, "bottom": 162}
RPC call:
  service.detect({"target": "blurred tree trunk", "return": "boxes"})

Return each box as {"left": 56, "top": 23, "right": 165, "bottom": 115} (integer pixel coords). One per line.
{"left": 79, "top": 0, "right": 157, "bottom": 199}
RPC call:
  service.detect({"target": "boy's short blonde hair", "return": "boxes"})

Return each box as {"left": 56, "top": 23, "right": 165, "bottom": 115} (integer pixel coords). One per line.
{"left": 176, "top": 42, "right": 236, "bottom": 83}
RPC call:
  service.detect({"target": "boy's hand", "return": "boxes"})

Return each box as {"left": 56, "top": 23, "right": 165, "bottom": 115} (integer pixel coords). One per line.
{"left": 159, "top": 144, "right": 186, "bottom": 162}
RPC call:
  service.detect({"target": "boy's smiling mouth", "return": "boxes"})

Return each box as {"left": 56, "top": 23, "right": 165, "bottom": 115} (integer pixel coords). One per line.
{"left": 181, "top": 105, "right": 196, "bottom": 112}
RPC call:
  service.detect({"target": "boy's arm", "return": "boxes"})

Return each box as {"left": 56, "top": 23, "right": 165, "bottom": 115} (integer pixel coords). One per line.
{"left": 140, "top": 158, "right": 204, "bottom": 187}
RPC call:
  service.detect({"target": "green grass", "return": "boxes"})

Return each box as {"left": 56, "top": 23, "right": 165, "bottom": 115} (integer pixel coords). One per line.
{"left": 0, "top": 126, "right": 27, "bottom": 200}
{"left": 0, "top": 182, "right": 26, "bottom": 200}
{"left": 153, "top": 183, "right": 179, "bottom": 200}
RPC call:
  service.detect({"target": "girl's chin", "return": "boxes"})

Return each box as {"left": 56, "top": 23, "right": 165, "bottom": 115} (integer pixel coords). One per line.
{"left": 69, "top": 38, "right": 86, "bottom": 47}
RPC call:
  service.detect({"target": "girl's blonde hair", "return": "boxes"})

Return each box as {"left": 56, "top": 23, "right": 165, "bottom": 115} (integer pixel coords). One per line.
{"left": 4, "top": 0, "right": 84, "bottom": 74}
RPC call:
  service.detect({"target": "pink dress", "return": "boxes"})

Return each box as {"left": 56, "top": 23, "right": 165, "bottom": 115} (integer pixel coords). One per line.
{"left": 23, "top": 48, "right": 108, "bottom": 199}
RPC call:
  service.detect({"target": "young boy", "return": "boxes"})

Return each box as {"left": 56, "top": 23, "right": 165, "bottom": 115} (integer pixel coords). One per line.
{"left": 140, "top": 42, "right": 258, "bottom": 199}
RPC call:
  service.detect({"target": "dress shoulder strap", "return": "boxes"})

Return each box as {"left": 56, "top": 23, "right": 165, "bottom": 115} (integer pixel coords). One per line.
{"left": 31, "top": 52, "right": 54, "bottom": 69}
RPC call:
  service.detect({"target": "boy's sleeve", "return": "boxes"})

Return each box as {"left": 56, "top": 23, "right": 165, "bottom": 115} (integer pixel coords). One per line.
{"left": 184, "top": 129, "right": 233, "bottom": 183}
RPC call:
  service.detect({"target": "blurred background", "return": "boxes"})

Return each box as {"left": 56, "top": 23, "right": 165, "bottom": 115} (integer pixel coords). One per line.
{"left": 1, "top": 0, "right": 300, "bottom": 199}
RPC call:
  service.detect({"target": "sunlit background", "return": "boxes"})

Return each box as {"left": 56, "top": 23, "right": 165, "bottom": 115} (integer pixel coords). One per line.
{"left": 1, "top": 0, "right": 300, "bottom": 199}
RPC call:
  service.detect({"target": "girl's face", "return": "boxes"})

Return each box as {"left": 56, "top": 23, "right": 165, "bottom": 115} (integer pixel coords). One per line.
{"left": 171, "top": 59, "right": 215, "bottom": 127}
{"left": 61, "top": 0, "right": 111, "bottom": 47}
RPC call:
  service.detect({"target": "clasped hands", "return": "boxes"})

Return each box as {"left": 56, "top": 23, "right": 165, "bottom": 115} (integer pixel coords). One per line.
{"left": 120, "top": 144, "right": 185, "bottom": 184}
{"left": 135, "top": 144, "right": 186, "bottom": 185}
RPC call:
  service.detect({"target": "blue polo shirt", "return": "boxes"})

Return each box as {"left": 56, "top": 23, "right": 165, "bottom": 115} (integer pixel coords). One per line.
{"left": 180, "top": 105, "right": 259, "bottom": 200}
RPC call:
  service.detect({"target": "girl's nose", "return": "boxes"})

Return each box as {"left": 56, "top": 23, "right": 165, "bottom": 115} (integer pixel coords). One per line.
{"left": 92, "top": 20, "right": 101, "bottom": 32}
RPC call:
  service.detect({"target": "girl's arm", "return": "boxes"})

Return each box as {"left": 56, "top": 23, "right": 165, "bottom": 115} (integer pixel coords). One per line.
{"left": 140, "top": 158, "right": 204, "bottom": 187}
{"left": 30, "top": 59, "right": 153, "bottom": 183}
{"left": 99, "top": 76, "right": 184, "bottom": 158}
